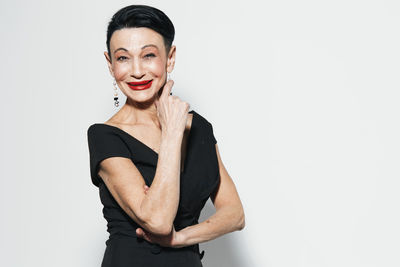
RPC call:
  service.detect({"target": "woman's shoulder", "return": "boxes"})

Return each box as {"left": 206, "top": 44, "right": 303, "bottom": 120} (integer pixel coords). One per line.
{"left": 87, "top": 123, "right": 109, "bottom": 136}
{"left": 87, "top": 111, "right": 123, "bottom": 135}
{"left": 191, "top": 109, "right": 218, "bottom": 144}
{"left": 192, "top": 109, "right": 214, "bottom": 128}
{"left": 87, "top": 122, "right": 125, "bottom": 144}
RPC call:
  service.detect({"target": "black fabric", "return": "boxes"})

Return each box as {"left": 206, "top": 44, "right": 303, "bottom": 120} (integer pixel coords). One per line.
{"left": 87, "top": 109, "right": 219, "bottom": 267}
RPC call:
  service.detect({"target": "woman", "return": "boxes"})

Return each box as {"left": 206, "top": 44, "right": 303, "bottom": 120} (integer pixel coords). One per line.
{"left": 87, "top": 4, "right": 245, "bottom": 267}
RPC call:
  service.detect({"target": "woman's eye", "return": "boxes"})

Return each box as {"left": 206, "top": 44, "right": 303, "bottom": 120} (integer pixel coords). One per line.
{"left": 117, "top": 56, "right": 128, "bottom": 61}
{"left": 144, "top": 53, "right": 155, "bottom": 58}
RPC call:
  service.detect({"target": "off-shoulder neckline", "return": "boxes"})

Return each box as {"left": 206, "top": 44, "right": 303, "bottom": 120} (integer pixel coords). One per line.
{"left": 93, "top": 110, "right": 196, "bottom": 159}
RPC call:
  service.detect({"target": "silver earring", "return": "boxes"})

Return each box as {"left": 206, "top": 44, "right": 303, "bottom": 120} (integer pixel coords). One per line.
{"left": 113, "top": 80, "right": 119, "bottom": 107}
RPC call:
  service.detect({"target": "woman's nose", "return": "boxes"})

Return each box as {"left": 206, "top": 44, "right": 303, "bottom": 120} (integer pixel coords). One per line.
{"left": 130, "top": 59, "right": 145, "bottom": 79}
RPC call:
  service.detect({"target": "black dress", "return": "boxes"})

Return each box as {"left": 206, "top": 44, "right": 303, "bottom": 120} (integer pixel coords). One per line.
{"left": 87, "top": 110, "right": 220, "bottom": 267}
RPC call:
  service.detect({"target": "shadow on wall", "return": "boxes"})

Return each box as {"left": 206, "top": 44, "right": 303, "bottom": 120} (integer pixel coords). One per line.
{"left": 198, "top": 199, "right": 253, "bottom": 267}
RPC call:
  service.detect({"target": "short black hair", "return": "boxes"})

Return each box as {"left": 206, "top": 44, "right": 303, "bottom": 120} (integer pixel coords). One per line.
{"left": 106, "top": 5, "right": 175, "bottom": 61}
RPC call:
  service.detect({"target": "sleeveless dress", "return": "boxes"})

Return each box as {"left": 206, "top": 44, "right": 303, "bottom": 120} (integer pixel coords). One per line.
{"left": 87, "top": 110, "right": 220, "bottom": 267}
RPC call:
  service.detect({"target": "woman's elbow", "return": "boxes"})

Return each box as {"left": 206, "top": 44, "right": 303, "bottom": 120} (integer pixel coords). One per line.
{"left": 131, "top": 208, "right": 173, "bottom": 236}
{"left": 144, "top": 210, "right": 173, "bottom": 235}
{"left": 148, "top": 222, "right": 172, "bottom": 235}
{"left": 236, "top": 211, "right": 245, "bottom": 231}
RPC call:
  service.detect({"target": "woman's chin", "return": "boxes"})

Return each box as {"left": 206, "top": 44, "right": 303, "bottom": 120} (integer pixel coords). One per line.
{"left": 126, "top": 90, "right": 159, "bottom": 107}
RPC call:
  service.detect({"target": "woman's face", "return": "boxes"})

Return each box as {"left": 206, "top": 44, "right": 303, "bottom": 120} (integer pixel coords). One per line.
{"left": 105, "top": 27, "right": 175, "bottom": 104}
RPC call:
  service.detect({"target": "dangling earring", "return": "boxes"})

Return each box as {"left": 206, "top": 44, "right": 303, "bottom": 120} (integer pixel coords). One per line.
{"left": 113, "top": 80, "right": 120, "bottom": 107}
{"left": 167, "top": 72, "right": 172, "bottom": 95}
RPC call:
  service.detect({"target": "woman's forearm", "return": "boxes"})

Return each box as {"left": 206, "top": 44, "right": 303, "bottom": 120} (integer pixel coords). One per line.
{"left": 177, "top": 205, "right": 245, "bottom": 246}
{"left": 140, "top": 131, "right": 183, "bottom": 234}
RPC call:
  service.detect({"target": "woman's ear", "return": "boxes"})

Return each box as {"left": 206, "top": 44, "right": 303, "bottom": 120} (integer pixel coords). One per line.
{"left": 166, "top": 45, "right": 176, "bottom": 73}
{"left": 104, "top": 51, "right": 114, "bottom": 78}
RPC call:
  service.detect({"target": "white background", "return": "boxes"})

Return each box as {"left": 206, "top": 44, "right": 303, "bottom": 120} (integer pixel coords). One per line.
{"left": 1, "top": 0, "right": 399, "bottom": 266}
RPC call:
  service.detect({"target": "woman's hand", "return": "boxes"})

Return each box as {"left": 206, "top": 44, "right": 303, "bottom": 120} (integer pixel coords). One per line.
{"left": 136, "top": 224, "right": 185, "bottom": 248}
{"left": 136, "top": 185, "right": 186, "bottom": 248}
{"left": 155, "top": 79, "right": 190, "bottom": 136}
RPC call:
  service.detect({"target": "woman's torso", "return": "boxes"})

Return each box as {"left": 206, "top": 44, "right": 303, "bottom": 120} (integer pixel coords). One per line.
{"left": 87, "top": 109, "right": 219, "bottom": 266}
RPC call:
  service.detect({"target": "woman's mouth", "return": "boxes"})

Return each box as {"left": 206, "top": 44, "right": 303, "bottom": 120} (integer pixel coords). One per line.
{"left": 127, "top": 80, "right": 153, "bottom": 90}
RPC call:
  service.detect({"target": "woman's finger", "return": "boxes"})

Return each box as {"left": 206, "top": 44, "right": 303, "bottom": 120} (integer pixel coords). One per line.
{"left": 136, "top": 228, "right": 147, "bottom": 239}
{"left": 137, "top": 228, "right": 153, "bottom": 243}
{"left": 136, "top": 228, "right": 142, "bottom": 238}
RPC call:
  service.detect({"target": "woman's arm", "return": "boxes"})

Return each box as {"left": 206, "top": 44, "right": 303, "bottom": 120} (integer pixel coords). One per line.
{"left": 99, "top": 81, "right": 188, "bottom": 236}
{"left": 177, "top": 144, "right": 245, "bottom": 245}
{"left": 99, "top": 131, "right": 183, "bottom": 236}
{"left": 136, "top": 143, "right": 245, "bottom": 247}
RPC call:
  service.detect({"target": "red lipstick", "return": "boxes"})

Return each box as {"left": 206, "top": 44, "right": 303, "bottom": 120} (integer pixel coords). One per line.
{"left": 127, "top": 80, "right": 153, "bottom": 90}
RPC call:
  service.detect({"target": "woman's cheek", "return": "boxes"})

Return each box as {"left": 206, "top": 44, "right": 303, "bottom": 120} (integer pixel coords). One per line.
{"left": 147, "top": 59, "right": 165, "bottom": 76}
{"left": 113, "top": 64, "right": 131, "bottom": 80}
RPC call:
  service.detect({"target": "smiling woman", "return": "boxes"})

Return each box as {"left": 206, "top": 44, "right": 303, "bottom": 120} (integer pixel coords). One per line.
{"left": 86, "top": 4, "right": 245, "bottom": 267}
{"left": 105, "top": 26, "right": 174, "bottom": 103}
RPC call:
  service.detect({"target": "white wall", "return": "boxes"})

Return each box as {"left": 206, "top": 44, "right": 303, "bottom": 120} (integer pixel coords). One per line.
{"left": 1, "top": 0, "right": 399, "bottom": 266}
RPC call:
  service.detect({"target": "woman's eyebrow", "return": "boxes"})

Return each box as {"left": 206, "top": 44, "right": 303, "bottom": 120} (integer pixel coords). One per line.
{"left": 141, "top": 44, "right": 158, "bottom": 50}
{"left": 113, "top": 44, "right": 158, "bottom": 54}
{"left": 114, "top": 47, "right": 128, "bottom": 54}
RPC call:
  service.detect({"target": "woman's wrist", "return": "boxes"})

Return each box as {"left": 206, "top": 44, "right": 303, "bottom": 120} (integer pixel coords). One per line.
{"left": 159, "top": 131, "right": 183, "bottom": 156}
{"left": 161, "top": 129, "right": 184, "bottom": 141}
{"left": 172, "top": 229, "right": 188, "bottom": 248}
